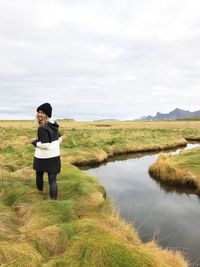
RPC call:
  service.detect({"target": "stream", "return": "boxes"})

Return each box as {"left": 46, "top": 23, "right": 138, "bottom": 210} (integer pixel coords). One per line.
{"left": 82, "top": 143, "right": 200, "bottom": 266}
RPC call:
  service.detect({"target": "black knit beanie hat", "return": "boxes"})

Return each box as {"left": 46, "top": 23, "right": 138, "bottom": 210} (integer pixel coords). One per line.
{"left": 37, "top": 103, "right": 52, "bottom": 118}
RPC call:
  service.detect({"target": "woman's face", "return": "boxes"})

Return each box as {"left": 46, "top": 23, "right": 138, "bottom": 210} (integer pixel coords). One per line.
{"left": 37, "top": 110, "right": 47, "bottom": 124}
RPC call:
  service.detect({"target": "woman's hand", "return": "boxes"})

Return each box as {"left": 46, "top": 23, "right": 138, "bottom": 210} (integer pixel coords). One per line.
{"left": 31, "top": 139, "right": 38, "bottom": 147}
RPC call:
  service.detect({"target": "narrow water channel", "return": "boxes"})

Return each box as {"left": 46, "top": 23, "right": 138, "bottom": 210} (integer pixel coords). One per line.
{"left": 82, "top": 143, "right": 200, "bottom": 266}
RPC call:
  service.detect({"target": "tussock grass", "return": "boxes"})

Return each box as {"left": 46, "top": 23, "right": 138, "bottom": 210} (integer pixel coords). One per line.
{"left": 0, "top": 120, "right": 198, "bottom": 266}
{"left": 20, "top": 199, "right": 76, "bottom": 234}
{"left": 61, "top": 222, "right": 136, "bottom": 266}
{"left": 30, "top": 224, "right": 72, "bottom": 258}
{"left": 140, "top": 241, "right": 188, "bottom": 267}
{"left": 0, "top": 203, "right": 20, "bottom": 241}
{"left": 43, "top": 257, "right": 67, "bottom": 267}
{"left": 0, "top": 242, "right": 42, "bottom": 266}
{"left": 149, "top": 147, "right": 200, "bottom": 193}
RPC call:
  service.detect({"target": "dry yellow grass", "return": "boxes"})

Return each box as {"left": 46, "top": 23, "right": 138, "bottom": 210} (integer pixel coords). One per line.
{"left": 149, "top": 152, "right": 200, "bottom": 192}
{"left": 1, "top": 119, "right": 200, "bottom": 130}
{"left": 0, "top": 242, "right": 42, "bottom": 266}
{"left": 140, "top": 241, "right": 188, "bottom": 267}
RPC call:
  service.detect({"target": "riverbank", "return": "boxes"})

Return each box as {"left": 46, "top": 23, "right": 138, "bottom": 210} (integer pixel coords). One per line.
{"left": 149, "top": 146, "right": 200, "bottom": 194}
{"left": 1, "top": 120, "right": 199, "bottom": 266}
{"left": 0, "top": 161, "right": 188, "bottom": 266}
{"left": 59, "top": 120, "right": 200, "bottom": 166}
{"left": 60, "top": 128, "right": 189, "bottom": 167}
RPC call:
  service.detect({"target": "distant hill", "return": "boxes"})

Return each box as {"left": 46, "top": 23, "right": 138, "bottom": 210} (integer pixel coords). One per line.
{"left": 140, "top": 108, "right": 200, "bottom": 120}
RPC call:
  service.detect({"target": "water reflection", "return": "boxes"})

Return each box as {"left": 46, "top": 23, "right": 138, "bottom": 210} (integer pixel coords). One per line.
{"left": 152, "top": 177, "right": 200, "bottom": 197}
{"left": 83, "top": 143, "right": 200, "bottom": 266}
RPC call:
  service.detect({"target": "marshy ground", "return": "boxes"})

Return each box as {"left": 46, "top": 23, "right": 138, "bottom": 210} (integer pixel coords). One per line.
{"left": 1, "top": 119, "right": 200, "bottom": 266}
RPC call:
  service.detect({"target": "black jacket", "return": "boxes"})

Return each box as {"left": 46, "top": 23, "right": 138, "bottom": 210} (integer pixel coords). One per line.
{"left": 32, "top": 121, "right": 62, "bottom": 174}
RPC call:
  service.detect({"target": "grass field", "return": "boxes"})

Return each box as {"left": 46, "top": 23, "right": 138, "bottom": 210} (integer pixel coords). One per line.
{"left": 1, "top": 119, "right": 199, "bottom": 266}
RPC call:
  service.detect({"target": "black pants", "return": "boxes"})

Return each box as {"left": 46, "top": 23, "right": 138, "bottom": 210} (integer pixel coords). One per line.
{"left": 36, "top": 171, "right": 57, "bottom": 200}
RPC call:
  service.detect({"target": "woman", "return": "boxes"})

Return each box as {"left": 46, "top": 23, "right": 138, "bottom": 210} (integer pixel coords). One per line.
{"left": 32, "top": 103, "right": 62, "bottom": 200}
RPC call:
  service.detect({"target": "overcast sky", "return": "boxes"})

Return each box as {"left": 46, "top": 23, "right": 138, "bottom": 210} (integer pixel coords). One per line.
{"left": 0, "top": 0, "right": 200, "bottom": 120}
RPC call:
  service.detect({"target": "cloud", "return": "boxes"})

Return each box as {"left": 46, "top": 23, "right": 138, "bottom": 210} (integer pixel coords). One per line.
{"left": 0, "top": 0, "right": 200, "bottom": 120}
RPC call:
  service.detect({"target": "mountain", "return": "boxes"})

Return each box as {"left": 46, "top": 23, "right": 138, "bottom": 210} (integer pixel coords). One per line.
{"left": 140, "top": 108, "right": 200, "bottom": 120}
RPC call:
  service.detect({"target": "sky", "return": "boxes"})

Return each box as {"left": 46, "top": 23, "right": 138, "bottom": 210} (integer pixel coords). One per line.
{"left": 0, "top": 0, "right": 200, "bottom": 120}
